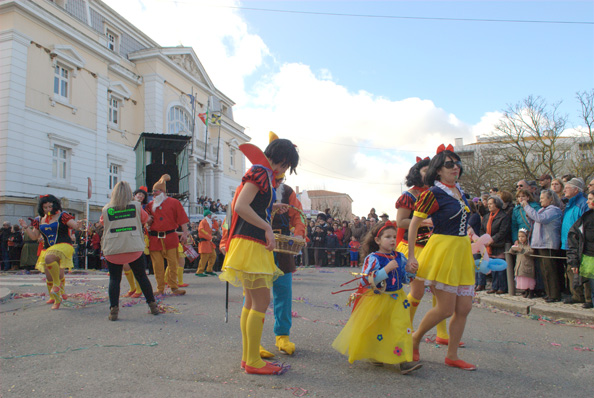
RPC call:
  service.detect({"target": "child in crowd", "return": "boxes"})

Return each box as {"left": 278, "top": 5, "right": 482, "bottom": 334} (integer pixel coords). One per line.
{"left": 509, "top": 228, "right": 535, "bottom": 298}
{"left": 332, "top": 221, "right": 421, "bottom": 374}
{"left": 349, "top": 236, "right": 360, "bottom": 267}
{"left": 326, "top": 227, "right": 339, "bottom": 266}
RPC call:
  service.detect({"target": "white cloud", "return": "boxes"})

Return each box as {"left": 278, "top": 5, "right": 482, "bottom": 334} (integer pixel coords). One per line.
{"left": 105, "top": 0, "right": 490, "bottom": 218}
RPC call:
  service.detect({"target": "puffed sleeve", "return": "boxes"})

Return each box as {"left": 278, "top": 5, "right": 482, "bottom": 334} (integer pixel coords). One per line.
{"left": 242, "top": 166, "right": 270, "bottom": 193}
{"left": 414, "top": 190, "right": 439, "bottom": 219}
{"left": 396, "top": 192, "right": 415, "bottom": 210}
{"left": 31, "top": 217, "right": 40, "bottom": 230}
{"left": 60, "top": 212, "right": 74, "bottom": 225}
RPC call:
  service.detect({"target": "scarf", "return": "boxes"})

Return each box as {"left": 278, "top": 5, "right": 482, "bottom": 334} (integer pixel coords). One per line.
{"left": 486, "top": 209, "right": 499, "bottom": 255}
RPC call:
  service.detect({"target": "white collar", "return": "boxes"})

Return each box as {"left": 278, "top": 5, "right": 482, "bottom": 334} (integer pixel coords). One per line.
{"left": 435, "top": 181, "right": 464, "bottom": 200}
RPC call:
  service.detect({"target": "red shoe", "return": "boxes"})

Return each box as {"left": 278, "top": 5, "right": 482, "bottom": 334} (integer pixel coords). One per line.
{"left": 131, "top": 292, "right": 142, "bottom": 298}
{"left": 46, "top": 298, "right": 55, "bottom": 304}
{"left": 51, "top": 301, "right": 61, "bottom": 310}
{"left": 413, "top": 349, "right": 420, "bottom": 362}
{"left": 178, "top": 283, "right": 189, "bottom": 287}
{"left": 445, "top": 358, "right": 477, "bottom": 371}
{"left": 123, "top": 291, "right": 135, "bottom": 298}
{"left": 244, "top": 362, "right": 286, "bottom": 375}
{"left": 435, "top": 337, "right": 466, "bottom": 347}
{"left": 241, "top": 361, "right": 246, "bottom": 369}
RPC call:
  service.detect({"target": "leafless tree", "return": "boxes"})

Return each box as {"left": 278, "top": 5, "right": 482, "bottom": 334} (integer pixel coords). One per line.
{"left": 490, "top": 96, "right": 568, "bottom": 179}
{"left": 569, "top": 90, "right": 594, "bottom": 181}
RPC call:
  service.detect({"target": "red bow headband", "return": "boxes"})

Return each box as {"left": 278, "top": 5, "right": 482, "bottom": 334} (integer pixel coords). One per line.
{"left": 416, "top": 156, "right": 430, "bottom": 163}
{"left": 436, "top": 144, "right": 454, "bottom": 154}
{"left": 376, "top": 220, "right": 397, "bottom": 237}
{"left": 39, "top": 194, "right": 50, "bottom": 199}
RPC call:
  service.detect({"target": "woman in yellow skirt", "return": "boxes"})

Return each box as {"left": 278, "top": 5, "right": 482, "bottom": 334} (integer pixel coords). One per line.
{"left": 333, "top": 221, "right": 422, "bottom": 374}
{"left": 219, "top": 137, "right": 298, "bottom": 375}
{"left": 19, "top": 195, "right": 82, "bottom": 309}
{"left": 396, "top": 156, "right": 456, "bottom": 347}
{"left": 407, "top": 144, "right": 477, "bottom": 370}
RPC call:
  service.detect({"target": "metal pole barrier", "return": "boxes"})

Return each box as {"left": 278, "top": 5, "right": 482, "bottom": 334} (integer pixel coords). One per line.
{"left": 505, "top": 243, "right": 515, "bottom": 296}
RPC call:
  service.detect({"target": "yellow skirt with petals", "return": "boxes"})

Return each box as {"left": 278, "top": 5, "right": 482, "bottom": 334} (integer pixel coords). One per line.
{"left": 396, "top": 241, "right": 425, "bottom": 259}
{"left": 332, "top": 289, "right": 412, "bottom": 365}
{"left": 219, "top": 238, "right": 283, "bottom": 290}
{"left": 36, "top": 243, "right": 74, "bottom": 272}
{"left": 416, "top": 234, "right": 475, "bottom": 287}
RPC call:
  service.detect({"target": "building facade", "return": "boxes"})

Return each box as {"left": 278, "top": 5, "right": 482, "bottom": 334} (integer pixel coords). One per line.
{"left": 0, "top": 0, "right": 249, "bottom": 223}
{"left": 306, "top": 190, "right": 354, "bottom": 221}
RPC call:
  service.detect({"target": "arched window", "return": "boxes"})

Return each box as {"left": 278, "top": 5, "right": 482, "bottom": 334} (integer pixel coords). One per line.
{"left": 168, "top": 106, "right": 192, "bottom": 135}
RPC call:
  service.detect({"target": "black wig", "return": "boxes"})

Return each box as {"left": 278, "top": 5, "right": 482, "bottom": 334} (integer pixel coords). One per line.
{"left": 264, "top": 138, "right": 299, "bottom": 175}
{"left": 133, "top": 188, "right": 148, "bottom": 205}
{"left": 405, "top": 158, "right": 431, "bottom": 187}
{"left": 424, "top": 150, "right": 463, "bottom": 187}
{"left": 37, "top": 194, "right": 62, "bottom": 217}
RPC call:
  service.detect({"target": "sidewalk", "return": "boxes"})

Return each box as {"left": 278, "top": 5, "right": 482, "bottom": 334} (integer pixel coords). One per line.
{"left": 475, "top": 290, "right": 594, "bottom": 324}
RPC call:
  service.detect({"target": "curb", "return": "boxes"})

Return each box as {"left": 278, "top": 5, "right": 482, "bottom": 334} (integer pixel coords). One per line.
{"left": 476, "top": 295, "right": 594, "bottom": 324}
{"left": 0, "top": 287, "right": 12, "bottom": 303}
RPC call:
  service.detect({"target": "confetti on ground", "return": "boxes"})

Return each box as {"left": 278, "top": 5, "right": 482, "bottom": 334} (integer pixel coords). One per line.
{"left": 293, "top": 296, "right": 343, "bottom": 312}
{"left": 1, "top": 342, "right": 158, "bottom": 359}
{"left": 60, "top": 291, "right": 108, "bottom": 309}
{"left": 286, "top": 387, "right": 308, "bottom": 396}
{"left": 572, "top": 344, "right": 594, "bottom": 352}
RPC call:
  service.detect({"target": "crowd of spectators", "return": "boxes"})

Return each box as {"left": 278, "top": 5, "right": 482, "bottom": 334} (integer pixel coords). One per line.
{"left": 197, "top": 196, "right": 227, "bottom": 214}
{"left": 470, "top": 174, "right": 593, "bottom": 309}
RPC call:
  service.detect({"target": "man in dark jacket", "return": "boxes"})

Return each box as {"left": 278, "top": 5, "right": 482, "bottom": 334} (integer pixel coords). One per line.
{"left": 1, "top": 222, "right": 12, "bottom": 271}
{"left": 567, "top": 193, "right": 594, "bottom": 309}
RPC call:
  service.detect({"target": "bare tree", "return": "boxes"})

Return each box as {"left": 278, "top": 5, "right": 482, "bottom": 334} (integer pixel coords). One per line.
{"left": 458, "top": 146, "right": 522, "bottom": 195}
{"left": 569, "top": 90, "right": 594, "bottom": 181}
{"left": 490, "top": 96, "right": 568, "bottom": 179}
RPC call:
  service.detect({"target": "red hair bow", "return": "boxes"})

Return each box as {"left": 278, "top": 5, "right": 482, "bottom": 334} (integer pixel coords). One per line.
{"left": 436, "top": 144, "right": 454, "bottom": 154}
{"left": 416, "top": 156, "right": 430, "bottom": 163}
{"left": 377, "top": 220, "right": 397, "bottom": 237}
{"left": 39, "top": 194, "right": 49, "bottom": 199}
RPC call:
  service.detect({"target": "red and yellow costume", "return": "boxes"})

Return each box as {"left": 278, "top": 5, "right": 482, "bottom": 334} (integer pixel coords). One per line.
{"left": 146, "top": 196, "right": 189, "bottom": 293}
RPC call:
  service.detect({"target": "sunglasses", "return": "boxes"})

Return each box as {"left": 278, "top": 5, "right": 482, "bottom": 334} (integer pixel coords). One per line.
{"left": 516, "top": 184, "right": 525, "bottom": 188}
{"left": 443, "top": 160, "right": 462, "bottom": 169}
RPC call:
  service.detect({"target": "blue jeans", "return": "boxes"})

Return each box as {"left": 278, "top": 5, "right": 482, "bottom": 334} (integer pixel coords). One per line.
{"left": 491, "top": 270, "right": 508, "bottom": 292}
{"left": 476, "top": 271, "right": 487, "bottom": 287}
{"left": 1, "top": 248, "right": 10, "bottom": 271}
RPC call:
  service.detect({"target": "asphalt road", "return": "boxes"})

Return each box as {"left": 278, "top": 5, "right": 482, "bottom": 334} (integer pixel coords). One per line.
{"left": 1, "top": 267, "right": 593, "bottom": 398}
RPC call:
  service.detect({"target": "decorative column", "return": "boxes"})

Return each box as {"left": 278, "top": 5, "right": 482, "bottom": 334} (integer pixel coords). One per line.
{"left": 188, "top": 156, "right": 198, "bottom": 215}
{"left": 142, "top": 73, "right": 164, "bottom": 133}
{"left": 0, "top": 29, "right": 30, "bottom": 197}
{"left": 214, "top": 166, "right": 222, "bottom": 201}
{"left": 204, "top": 163, "right": 214, "bottom": 199}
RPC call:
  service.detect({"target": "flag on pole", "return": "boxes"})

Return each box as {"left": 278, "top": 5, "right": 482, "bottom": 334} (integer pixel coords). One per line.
{"left": 198, "top": 111, "right": 208, "bottom": 126}
{"left": 210, "top": 113, "right": 221, "bottom": 125}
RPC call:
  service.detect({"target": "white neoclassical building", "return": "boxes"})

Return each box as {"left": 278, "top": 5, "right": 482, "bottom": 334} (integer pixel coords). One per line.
{"left": 0, "top": 0, "right": 249, "bottom": 223}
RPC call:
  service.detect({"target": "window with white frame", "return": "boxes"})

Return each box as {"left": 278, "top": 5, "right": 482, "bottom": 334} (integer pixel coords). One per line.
{"left": 105, "top": 29, "right": 119, "bottom": 52}
{"left": 109, "top": 163, "right": 121, "bottom": 190}
{"left": 53, "top": 64, "right": 69, "bottom": 100}
{"left": 229, "top": 148, "right": 235, "bottom": 168}
{"left": 52, "top": 145, "right": 69, "bottom": 181}
{"left": 108, "top": 96, "right": 119, "bottom": 126}
{"left": 168, "top": 106, "right": 192, "bottom": 135}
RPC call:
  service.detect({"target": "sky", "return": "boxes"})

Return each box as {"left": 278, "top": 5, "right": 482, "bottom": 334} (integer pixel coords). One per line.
{"left": 103, "top": 0, "right": 594, "bottom": 218}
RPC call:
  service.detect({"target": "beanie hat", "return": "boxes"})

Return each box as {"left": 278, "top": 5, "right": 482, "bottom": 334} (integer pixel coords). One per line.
{"left": 153, "top": 174, "right": 170, "bottom": 192}
{"left": 566, "top": 177, "right": 585, "bottom": 192}
{"left": 203, "top": 209, "right": 212, "bottom": 217}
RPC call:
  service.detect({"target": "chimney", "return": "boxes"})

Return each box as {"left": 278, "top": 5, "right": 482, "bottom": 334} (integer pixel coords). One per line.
{"left": 454, "top": 138, "right": 463, "bottom": 148}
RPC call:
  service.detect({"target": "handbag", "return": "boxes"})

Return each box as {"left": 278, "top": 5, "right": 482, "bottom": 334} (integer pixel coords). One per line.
{"left": 183, "top": 244, "right": 199, "bottom": 262}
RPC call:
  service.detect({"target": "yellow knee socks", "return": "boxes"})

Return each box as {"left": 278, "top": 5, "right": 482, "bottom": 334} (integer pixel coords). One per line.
{"left": 178, "top": 267, "right": 184, "bottom": 285}
{"left": 133, "top": 277, "right": 142, "bottom": 294}
{"left": 407, "top": 293, "right": 421, "bottom": 328}
{"left": 245, "top": 309, "right": 266, "bottom": 368}
{"left": 46, "top": 262, "right": 61, "bottom": 302}
{"left": 240, "top": 307, "right": 250, "bottom": 363}
{"left": 124, "top": 270, "right": 136, "bottom": 293}
{"left": 45, "top": 280, "right": 52, "bottom": 296}
{"left": 434, "top": 295, "right": 449, "bottom": 339}
{"left": 60, "top": 277, "right": 66, "bottom": 298}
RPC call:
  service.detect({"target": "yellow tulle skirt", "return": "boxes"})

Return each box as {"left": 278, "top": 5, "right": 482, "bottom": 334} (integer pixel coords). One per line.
{"left": 416, "top": 234, "right": 475, "bottom": 287}
{"left": 396, "top": 241, "right": 425, "bottom": 259}
{"left": 36, "top": 243, "right": 74, "bottom": 272}
{"left": 332, "top": 289, "right": 413, "bottom": 364}
{"left": 177, "top": 243, "right": 186, "bottom": 258}
{"left": 219, "top": 238, "right": 283, "bottom": 290}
